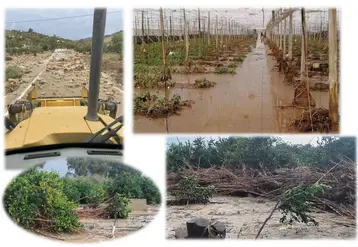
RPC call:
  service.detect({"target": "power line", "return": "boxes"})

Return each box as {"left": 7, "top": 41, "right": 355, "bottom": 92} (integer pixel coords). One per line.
{"left": 6, "top": 10, "right": 123, "bottom": 24}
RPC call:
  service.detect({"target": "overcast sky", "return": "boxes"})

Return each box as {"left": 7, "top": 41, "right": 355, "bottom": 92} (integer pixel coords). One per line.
{"left": 5, "top": 8, "right": 123, "bottom": 40}
{"left": 167, "top": 136, "right": 322, "bottom": 146}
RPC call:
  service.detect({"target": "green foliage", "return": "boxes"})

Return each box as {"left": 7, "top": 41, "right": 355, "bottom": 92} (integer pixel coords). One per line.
{"left": 134, "top": 92, "right": 192, "bottom": 118}
{"left": 4, "top": 169, "right": 81, "bottom": 233}
{"left": 133, "top": 65, "right": 175, "bottom": 88}
{"left": 279, "top": 183, "right": 330, "bottom": 225}
{"left": 214, "top": 66, "right": 236, "bottom": 74}
{"left": 62, "top": 176, "right": 107, "bottom": 207}
{"left": 5, "top": 30, "right": 76, "bottom": 54}
{"left": 64, "top": 159, "right": 161, "bottom": 205}
{"left": 194, "top": 78, "right": 216, "bottom": 88}
{"left": 5, "top": 66, "right": 23, "bottom": 81}
{"left": 66, "top": 157, "right": 138, "bottom": 178}
{"left": 173, "top": 175, "right": 215, "bottom": 204}
{"left": 140, "top": 177, "right": 161, "bottom": 204}
{"left": 228, "top": 62, "right": 239, "bottom": 68}
{"left": 166, "top": 137, "right": 356, "bottom": 172}
{"left": 106, "top": 194, "right": 131, "bottom": 219}
{"left": 106, "top": 32, "right": 123, "bottom": 58}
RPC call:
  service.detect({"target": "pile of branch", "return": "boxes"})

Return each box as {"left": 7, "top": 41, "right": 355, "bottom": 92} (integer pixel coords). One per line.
{"left": 74, "top": 204, "right": 109, "bottom": 219}
{"left": 167, "top": 159, "right": 356, "bottom": 218}
{"left": 292, "top": 108, "right": 331, "bottom": 132}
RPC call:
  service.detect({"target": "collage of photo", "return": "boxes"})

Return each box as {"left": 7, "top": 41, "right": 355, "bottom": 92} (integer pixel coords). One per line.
{"left": 2, "top": 6, "right": 356, "bottom": 243}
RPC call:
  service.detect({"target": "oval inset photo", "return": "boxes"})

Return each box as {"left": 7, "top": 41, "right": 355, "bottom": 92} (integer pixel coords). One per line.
{"left": 3, "top": 158, "right": 161, "bottom": 242}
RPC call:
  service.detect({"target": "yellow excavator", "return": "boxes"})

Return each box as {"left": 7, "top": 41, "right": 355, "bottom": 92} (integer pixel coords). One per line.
{"left": 5, "top": 9, "right": 124, "bottom": 151}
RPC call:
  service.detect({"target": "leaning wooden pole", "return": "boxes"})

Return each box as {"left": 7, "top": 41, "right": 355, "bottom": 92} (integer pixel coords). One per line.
{"left": 328, "top": 8, "right": 339, "bottom": 131}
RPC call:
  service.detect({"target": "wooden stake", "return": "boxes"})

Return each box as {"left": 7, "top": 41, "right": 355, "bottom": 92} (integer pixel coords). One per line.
{"left": 288, "top": 13, "right": 293, "bottom": 60}
{"left": 283, "top": 16, "right": 286, "bottom": 57}
{"left": 160, "top": 8, "right": 167, "bottom": 72}
{"left": 328, "top": 8, "right": 339, "bottom": 131}
{"left": 216, "top": 15, "right": 218, "bottom": 59}
{"left": 198, "top": 9, "right": 202, "bottom": 57}
{"left": 208, "top": 11, "right": 211, "bottom": 45}
{"left": 141, "top": 11, "right": 145, "bottom": 44}
{"left": 183, "top": 9, "right": 189, "bottom": 62}
{"left": 147, "top": 15, "right": 150, "bottom": 42}
{"left": 159, "top": 7, "right": 168, "bottom": 133}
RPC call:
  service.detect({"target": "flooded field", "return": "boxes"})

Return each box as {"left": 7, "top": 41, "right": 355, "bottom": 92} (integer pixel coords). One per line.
{"left": 134, "top": 38, "right": 329, "bottom": 133}
{"left": 166, "top": 196, "right": 355, "bottom": 239}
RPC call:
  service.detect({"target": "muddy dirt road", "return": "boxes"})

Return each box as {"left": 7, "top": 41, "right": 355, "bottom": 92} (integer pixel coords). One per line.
{"left": 44, "top": 205, "right": 159, "bottom": 243}
{"left": 134, "top": 37, "right": 329, "bottom": 133}
{"left": 166, "top": 196, "right": 355, "bottom": 239}
{"left": 5, "top": 49, "right": 123, "bottom": 117}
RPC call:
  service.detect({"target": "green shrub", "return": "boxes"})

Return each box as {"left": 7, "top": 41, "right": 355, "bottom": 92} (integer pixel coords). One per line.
{"left": 4, "top": 169, "right": 81, "bottom": 232}
{"left": 5, "top": 66, "right": 23, "bottom": 81}
{"left": 62, "top": 176, "right": 107, "bottom": 207}
{"left": 194, "top": 78, "right": 216, "bottom": 88}
{"left": 279, "top": 183, "right": 330, "bottom": 225}
{"left": 106, "top": 193, "right": 131, "bottom": 219}
{"left": 140, "top": 177, "right": 161, "bottom": 204}
{"left": 214, "top": 66, "right": 236, "bottom": 74}
{"left": 107, "top": 172, "right": 143, "bottom": 198}
{"left": 173, "top": 175, "right": 215, "bottom": 204}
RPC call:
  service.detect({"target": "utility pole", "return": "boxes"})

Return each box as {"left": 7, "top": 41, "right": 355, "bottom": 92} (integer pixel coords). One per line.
{"left": 262, "top": 8, "right": 265, "bottom": 29}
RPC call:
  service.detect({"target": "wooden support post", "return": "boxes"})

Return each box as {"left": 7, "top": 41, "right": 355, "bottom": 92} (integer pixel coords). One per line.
{"left": 221, "top": 18, "right": 224, "bottom": 46}
{"left": 134, "top": 16, "right": 138, "bottom": 44}
{"left": 208, "top": 11, "right": 211, "bottom": 45}
{"left": 216, "top": 15, "right": 218, "bottom": 59}
{"left": 283, "top": 16, "right": 286, "bottom": 57}
{"left": 147, "top": 15, "right": 150, "bottom": 42}
{"left": 141, "top": 11, "right": 145, "bottom": 44}
{"left": 288, "top": 13, "right": 293, "bottom": 60}
{"left": 183, "top": 9, "right": 189, "bottom": 62}
{"left": 328, "top": 8, "right": 339, "bottom": 131}
{"left": 169, "top": 16, "right": 172, "bottom": 40}
{"left": 198, "top": 9, "right": 202, "bottom": 57}
{"left": 272, "top": 10, "right": 275, "bottom": 42}
{"left": 160, "top": 8, "right": 167, "bottom": 70}
{"left": 228, "top": 18, "right": 231, "bottom": 41}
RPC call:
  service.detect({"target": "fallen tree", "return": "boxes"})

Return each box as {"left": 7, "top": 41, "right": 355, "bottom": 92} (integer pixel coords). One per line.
{"left": 167, "top": 158, "right": 356, "bottom": 219}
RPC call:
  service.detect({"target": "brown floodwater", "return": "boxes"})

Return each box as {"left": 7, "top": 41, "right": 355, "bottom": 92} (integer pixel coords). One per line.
{"left": 134, "top": 38, "right": 329, "bottom": 133}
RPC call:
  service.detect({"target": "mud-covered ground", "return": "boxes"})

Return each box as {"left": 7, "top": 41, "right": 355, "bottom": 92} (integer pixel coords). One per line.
{"left": 42, "top": 205, "right": 159, "bottom": 243}
{"left": 5, "top": 49, "right": 123, "bottom": 116}
{"left": 134, "top": 37, "right": 330, "bottom": 133}
{"left": 166, "top": 196, "right": 355, "bottom": 239}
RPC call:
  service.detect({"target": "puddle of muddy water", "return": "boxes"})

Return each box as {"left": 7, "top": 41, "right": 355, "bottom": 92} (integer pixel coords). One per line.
{"left": 166, "top": 196, "right": 356, "bottom": 239}
{"left": 134, "top": 37, "right": 330, "bottom": 133}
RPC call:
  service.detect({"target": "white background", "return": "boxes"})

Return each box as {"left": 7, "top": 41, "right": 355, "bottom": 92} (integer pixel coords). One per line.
{"left": 1, "top": 0, "right": 357, "bottom": 246}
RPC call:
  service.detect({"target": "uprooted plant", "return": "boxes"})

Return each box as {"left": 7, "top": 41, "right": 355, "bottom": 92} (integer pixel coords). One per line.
{"left": 134, "top": 92, "right": 193, "bottom": 118}
{"left": 194, "top": 78, "right": 217, "bottom": 88}
{"left": 172, "top": 175, "right": 216, "bottom": 205}
{"left": 255, "top": 182, "right": 329, "bottom": 239}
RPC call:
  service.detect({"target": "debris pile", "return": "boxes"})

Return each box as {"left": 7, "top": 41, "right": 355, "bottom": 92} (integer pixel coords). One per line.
{"left": 167, "top": 159, "right": 356, "bottom": 218}
{"left": 292, "top": 108, "right": 331, "bottom": 132}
